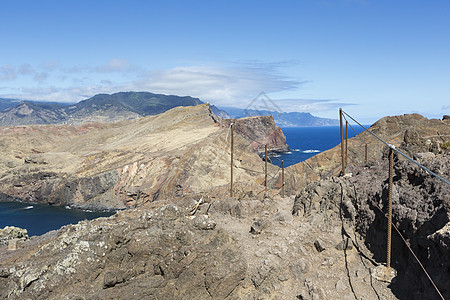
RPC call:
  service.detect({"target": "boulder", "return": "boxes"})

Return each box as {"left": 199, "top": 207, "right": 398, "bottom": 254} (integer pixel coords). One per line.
{"left": 0, "top": 226, "right": 28, "bottom": 246}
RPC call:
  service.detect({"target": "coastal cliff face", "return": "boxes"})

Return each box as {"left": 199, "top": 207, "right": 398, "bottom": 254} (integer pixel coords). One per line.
{"left": 292, "top": 151, "right": 450, "bottom": 299}
{"left": 222, "top": 116, "right": 289, "bottom": 153}
{"left": 283, "top": 114, "right": 450, "bottom": 195}
{"left": 0, "top": 104, "right": 282, "bottom": 210}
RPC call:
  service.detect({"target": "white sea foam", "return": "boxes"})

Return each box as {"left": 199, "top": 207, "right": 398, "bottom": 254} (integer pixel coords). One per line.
{"left": 302, "top": 150, "right": 321, "bottom": 153}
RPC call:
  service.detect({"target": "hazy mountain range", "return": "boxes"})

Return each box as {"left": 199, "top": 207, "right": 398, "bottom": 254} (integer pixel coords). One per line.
{"left": 0, "top": 92, "right": 338, "bottom": 127}
{"left": 220, "top": 107, "right": 339, "bottom": 127}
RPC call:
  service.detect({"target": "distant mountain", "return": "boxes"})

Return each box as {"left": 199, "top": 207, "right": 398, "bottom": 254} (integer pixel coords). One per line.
{"left": 0, "top": 92, "right": 230, "bottom": 126}
{"left": 210, "top": 105, "right": 231, "bottom": 119}
{"left": 0, "top": 98, "right": 24, "bottom": 111}
{"left": 219, "top": 107, "right": 339, "bottom": 127}
{"left": 0, "top": 101, "right": 71, "bottom": 126}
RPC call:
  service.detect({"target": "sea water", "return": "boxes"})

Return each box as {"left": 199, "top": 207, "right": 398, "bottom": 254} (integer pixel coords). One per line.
{"left": 0, "top": 201, "right": 114, "bottom": 236}
{"left": 270, "top": 126, "right": 366, "bottom": 167}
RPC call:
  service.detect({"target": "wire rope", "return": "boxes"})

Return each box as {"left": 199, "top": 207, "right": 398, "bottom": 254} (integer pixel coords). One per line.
{"left": 342, "top": 111, "right": 450, "bottom": 185}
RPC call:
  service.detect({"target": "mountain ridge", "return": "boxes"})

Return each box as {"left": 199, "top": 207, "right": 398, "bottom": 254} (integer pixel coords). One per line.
{"left": 0, "top": 93, "right": 337, "bottom": 126}
{"left": 0, "top": 92, "right": 229, "bottom": 126}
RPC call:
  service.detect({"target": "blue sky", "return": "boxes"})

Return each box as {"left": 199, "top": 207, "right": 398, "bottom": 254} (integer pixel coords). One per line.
{"left": 0, "top": 0, "right": 449, "bottom": 123}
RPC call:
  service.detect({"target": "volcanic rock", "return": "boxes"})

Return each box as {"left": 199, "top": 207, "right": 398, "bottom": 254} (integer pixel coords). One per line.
{"left": 292, "top": 150, "right": 450, "bottom": 299}
{"left": 222, "top": 116, "right": 289, "bottom": 153}
{"left": 0, "top": 226, "right": 29, "bottom": 246}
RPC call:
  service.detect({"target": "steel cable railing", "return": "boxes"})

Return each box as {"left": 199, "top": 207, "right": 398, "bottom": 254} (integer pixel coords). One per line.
{"left": 342, "top": 110, "right": 449, "bottom": 185}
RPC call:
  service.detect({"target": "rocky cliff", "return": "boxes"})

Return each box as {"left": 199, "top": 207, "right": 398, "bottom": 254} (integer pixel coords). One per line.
{"left": 222, "top": 116, "right": 289, "bottom": 153}
{"left": 0, "top": 104, "right": 282, "bottom": 210}
{"left": 292, "top": 150, "right": 450, "bottom": 299}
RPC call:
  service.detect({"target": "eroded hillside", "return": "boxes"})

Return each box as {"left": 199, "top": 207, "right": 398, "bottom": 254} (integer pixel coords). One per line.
{"left": 0, "top": 104, "right": 279, "bottom": 209}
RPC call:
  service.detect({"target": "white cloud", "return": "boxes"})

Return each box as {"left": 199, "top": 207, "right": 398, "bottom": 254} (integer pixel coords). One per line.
{"left": 1, "top": 63, "right": 50, "bottom": 83}
{"left": 40, "top": 60, "right": 60, "bottom": 71}
{"left": 130, "top": 65, "right": 301, "bottom": 106}
{"left": 0, "top": 62, "right": 306, "bottom": 107}
{"left": 96, "top": 59, "right": 134, "bottom": 73}
{"left": 442, "top": 104, "right": 450, "bottom": 110}
{"left": 18, "top": 64, "right": 35, "bottom": 75}
{"left": 33, "top": 72, "right": 49, "bottom": 82}
{"left": 0, "top": 65, "right": 17, "bottom": 81}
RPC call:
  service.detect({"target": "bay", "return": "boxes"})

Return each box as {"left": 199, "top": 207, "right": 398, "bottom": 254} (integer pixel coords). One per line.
{"left": 0, "top": 201, "right": 114, "bottom": 236}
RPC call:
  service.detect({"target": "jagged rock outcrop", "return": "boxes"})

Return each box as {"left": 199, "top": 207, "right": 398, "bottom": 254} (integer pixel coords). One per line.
{"left": 293, "top": 150, "right": 450, "bottom": 299}
{"left": 222, "top": 116, "right": 289, "bottom": 153}
{"left": 0, "top": 203, "right": 247, "bottom": 299}
{"left": 0, "top": 226, "right": 28, "bottom": 246}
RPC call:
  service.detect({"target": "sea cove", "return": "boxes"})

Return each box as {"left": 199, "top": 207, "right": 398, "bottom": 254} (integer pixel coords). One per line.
{"left": 0, "top": 201, "right": 114, "bottom": 236}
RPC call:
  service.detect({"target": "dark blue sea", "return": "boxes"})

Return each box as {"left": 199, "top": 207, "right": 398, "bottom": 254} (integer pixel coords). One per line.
{"left": 0, "top": 126, "right": 364, "bottom": 237}
{"left": 270, "top": 126, "right": 366, "bottom": 167}
{"left": 0, "top": 201, "right": 114, "bottom": 236}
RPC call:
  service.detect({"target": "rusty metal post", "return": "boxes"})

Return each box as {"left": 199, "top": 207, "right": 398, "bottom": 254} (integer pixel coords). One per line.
{"left": 339, "top": 108, "right": 345, "bottom": 176}
{"left": 264, "top": 144, "right": 268, "bottom": 193}
{"left": 230, "top": 124, "right": 234, "bottom": 197}
{"left": 281, "top": 160, "right": 285, "bottom": 198}
{"left": 365, "top": 144, "right": 368, "bottom": 164}
{"left": 345, "top": 120, "right": 348, "bottom": 168}
{"left": 386, "top": 147, "right": 394, "bottom": 272}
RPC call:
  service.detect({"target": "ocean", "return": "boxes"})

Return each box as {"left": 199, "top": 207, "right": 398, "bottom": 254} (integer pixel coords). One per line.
{"left": 0, "top": 125, "right": 364, "bottom": 236}
{"left": 269, "top": 126, "right": 365, "bottom": 167}
{"left": 0, "top": 201, "right": 114, "bottom": 236}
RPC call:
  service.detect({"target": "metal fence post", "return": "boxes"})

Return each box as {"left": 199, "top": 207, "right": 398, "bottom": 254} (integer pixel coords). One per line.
{"left": 281, "top": 160, "right": 285, "bottom": 198}
{"left": 264, "top": 144, "right": 268, "bottom": 193}
{"left": 230, "top": 123, "right": 234, "bottom": 197}
{"left": 365, "top": 144, "right": 368, "bottom": 164}
{"left": 386, "top": 147, "right": 394, "bottom": 272}
{"left": 345, "top": 120, "right": 348, "bottom": 168}
{"left": 339, "top": 108, "right": 345, "bottom": 176}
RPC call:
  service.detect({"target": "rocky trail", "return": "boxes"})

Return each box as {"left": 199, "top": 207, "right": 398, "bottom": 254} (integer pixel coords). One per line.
{"left": 1, "top": 180, "right": 400, "bottom": 300}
